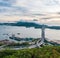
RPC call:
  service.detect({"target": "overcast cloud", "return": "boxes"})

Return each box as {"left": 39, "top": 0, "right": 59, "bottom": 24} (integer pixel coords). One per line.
{"left": 0, "top": 0, "right": 60, "bottom": 25}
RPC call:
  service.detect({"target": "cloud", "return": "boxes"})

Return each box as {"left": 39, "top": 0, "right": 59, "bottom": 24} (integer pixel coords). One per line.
{"left": 0, "top": 0, "right": 60, "bottom": 15}
{"left": 16, "top": 0, "right": 60, "bottom": 13}
{"left": 0, "top": 0, "right": 15, "bottom": 7}
{"left": 0, "top": 0, "right": 29, "bottom": 16}
{"left": 0, "top": 2, "right": 11, "bottom": 7}
{"left": 0, "top": 0, "right": 60, "bottom": 24}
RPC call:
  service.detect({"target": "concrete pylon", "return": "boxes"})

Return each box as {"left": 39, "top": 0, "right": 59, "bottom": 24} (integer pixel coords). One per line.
{"left": 41, "top": 25, "right": 45, "bottom": 43}
{"left": 36, "top": 25, "right": 45, "bottom": 47}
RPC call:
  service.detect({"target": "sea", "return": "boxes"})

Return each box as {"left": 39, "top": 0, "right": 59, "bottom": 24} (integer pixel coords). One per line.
{"left": 0, "top": 25, "right": 60, "bottom": 41}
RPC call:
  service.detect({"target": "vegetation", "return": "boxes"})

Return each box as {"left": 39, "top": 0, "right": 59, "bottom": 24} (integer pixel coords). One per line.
{"left": 0, "top": 46, "right": 60, "bottom": 58}
{"left": 0, "top": 43, "right": 4, "bottom": 46}
{"left": 4, "top": 42, "right": 30, "bottom": 48}
{"left": 0, "top": 22, "right": 60, "bottom": 29}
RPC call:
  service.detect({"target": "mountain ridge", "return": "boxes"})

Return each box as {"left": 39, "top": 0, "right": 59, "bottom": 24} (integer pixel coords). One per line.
{"left": 0, "top": 21, "right": 60, "bottom": 30}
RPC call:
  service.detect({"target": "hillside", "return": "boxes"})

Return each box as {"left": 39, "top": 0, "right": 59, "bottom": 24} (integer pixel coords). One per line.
{"left": 0, "top": 21, "right": 60, "bottom": 29}
{"left": 0, "top": 46, "right": 60, "bottom": 58}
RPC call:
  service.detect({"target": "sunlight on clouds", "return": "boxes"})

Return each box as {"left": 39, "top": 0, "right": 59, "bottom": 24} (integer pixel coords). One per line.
{"left": 0, "top": 15, "right": 38, "bottom": 22}
{"left": 0, "top": 16, "right": 20, "bottom": 22}
{"left": 0, "top": 0, "right": 60, "bottom": 25}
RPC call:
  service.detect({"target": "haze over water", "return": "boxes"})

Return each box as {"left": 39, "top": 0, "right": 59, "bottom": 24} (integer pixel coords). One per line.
{"left": 0, "top": 25, "right": 60, "bottom": 41}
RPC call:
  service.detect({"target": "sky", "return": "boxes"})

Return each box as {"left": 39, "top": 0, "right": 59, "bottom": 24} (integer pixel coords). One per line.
{"left": 0, "top": 0, "right": 60, "bottom": 25}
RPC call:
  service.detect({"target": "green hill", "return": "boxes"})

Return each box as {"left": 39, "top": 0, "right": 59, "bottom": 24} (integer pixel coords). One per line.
{"left": 0, "top": 46, "right": 60, "bottom": 58}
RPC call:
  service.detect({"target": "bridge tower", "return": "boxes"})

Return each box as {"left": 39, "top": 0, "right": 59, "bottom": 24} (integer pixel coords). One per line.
{"left": 36, "top": 25, "right": 46, "bottom": 47}
{"left": 41, "top": 25, "right": 45, "bottom": 42}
